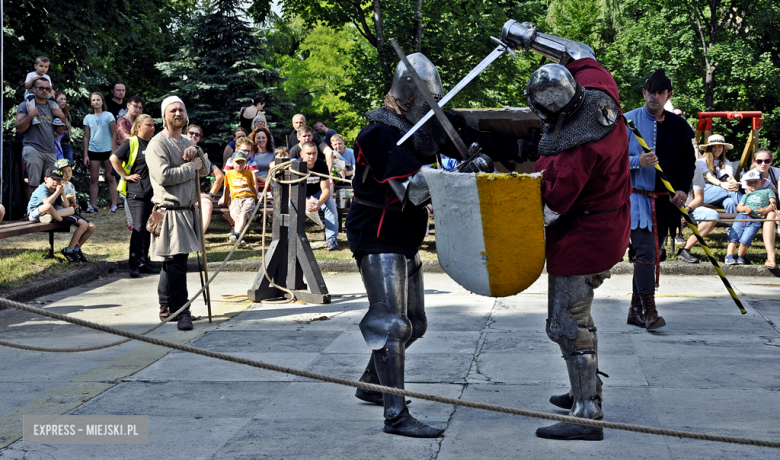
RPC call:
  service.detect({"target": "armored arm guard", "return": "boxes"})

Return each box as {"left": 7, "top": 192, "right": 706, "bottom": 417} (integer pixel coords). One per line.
{"left": 501, "top": 20, "right": 596, "bottom": 65}
{"left": 543, "top": 201, "right": 563, "bottom": 227}
{"left": 388, "top": 171, "right": 431, "bottom": 207}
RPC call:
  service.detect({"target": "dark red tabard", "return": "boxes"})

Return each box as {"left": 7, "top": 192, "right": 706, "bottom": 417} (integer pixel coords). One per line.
{"left": 534, "top": 58, "right": 631, "bottom": 276}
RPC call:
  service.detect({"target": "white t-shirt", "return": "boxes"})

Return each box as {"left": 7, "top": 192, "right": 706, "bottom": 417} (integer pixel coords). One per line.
{"left": 62, "top": 181, "right": 76, "bottom": 197}
{"left": 686, "top": 167, "right": 706, "bottom": 206}
{"left": 696, "top": 158, "right": 733, "bottom": 180}
{"left": 24, "top": 72, "right": 53, "bottom": 97}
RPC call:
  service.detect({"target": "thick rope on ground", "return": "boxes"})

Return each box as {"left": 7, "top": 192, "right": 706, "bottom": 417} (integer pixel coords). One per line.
{"left": 0, "top": 298, "right": 778, "bottom": 449}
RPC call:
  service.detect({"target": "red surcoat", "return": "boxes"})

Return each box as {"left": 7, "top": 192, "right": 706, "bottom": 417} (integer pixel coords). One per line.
{"left": 534, "top": 58, "right": 632, "bottom": 276}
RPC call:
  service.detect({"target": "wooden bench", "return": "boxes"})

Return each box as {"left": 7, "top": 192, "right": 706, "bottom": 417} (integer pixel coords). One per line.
{"left": 0, "top": 220, "right": 72, "bottom": 258}
{"left": 209, "top": 199, "right": 274, "bottom": 228}
{"left": 699, "top": 204, "right": 737, "bottom": 227}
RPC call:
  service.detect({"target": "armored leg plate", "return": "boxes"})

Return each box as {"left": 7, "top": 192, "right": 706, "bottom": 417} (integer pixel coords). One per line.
{"left": 359, "top": 302, "right": 412, "bottom": 351}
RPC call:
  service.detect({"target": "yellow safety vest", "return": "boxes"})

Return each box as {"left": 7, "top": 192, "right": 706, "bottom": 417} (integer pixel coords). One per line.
{"left": 116, "top": 136, "right": 140, "bottom": 197}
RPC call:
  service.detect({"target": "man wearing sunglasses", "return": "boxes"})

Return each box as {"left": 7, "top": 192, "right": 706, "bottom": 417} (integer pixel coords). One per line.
{"left": 15, "top": 76, "right": 67, "bottom": 198}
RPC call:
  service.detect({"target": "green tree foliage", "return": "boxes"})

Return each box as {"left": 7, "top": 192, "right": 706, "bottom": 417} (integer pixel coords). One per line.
{"left": 155, "top": 0, "right": 283, "bottom": 162}
{"left": 277, "top": 23, "right": 375, "bottom": 141}
{"left": 3, "top": 0, "right": 195, "bottom": 137}
{"left": 545, "top": 0, "right": 780, "bottom": 158}
{"left": 273, "top": 0, "right": 547, "bottom": 139}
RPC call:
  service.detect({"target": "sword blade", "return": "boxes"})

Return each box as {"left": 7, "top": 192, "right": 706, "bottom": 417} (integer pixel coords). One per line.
{"left": 397, "top": 45, "right": 507, "bottom": 146}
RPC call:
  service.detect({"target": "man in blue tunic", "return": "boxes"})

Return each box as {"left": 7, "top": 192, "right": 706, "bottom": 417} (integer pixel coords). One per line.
{"left": 624, "top": 69, "right": 696, "bottom": 330}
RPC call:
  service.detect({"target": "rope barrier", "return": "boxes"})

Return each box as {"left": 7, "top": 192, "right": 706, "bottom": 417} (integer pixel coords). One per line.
{"left": 0, "top": 297, "right": 778, "bottom": 449}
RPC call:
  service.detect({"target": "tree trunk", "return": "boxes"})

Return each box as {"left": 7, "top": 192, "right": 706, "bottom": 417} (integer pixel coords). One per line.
{"left": 413, "top": 0, "right": 423, "bottom": 52}
{"left": 373, "top": 0, "right": 392, "bottom": 76}
{"left": 704, "top": 62, "right": 716, "bottom": 111}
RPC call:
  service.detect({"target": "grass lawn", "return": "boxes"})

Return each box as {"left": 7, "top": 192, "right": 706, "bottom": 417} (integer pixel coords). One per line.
{"left": 2, "top": 206, "right": 775, "bottom": 294}
{"left": 673, "top": 222, "right": 777, "bottom": 265}
{"left": 0, "top": 207, "right": 438, "bottom": 294}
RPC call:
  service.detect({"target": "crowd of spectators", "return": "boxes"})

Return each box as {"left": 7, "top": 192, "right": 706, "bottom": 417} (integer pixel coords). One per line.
{"left": 4, "top": 55, "right": 776, "bottom": 271}
{"left": 6, "top": 56, "right": 356, "bottom": 268}
{"left": 677, "top": 133, "right": 778, "bottom": 268}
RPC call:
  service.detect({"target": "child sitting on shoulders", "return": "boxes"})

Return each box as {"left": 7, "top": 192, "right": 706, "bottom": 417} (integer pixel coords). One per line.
{"left": 724, "top": 169, "right": 777, "bottom": 265}
{"left": 224, "top": 139, "right": 258, "bottom": 247}
{"left": 23, "top": 56, "right": 62, "bottom": 126}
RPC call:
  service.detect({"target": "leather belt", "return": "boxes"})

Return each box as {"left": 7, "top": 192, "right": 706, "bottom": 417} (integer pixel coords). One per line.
{"left": 569, "top": 206, "right": 621, "bottom": 216}
{"left": 632, "top": 188, "right": 670, "bottom": 286}
{"left": 352, "top": 196, "right": 403, "bottom": 212}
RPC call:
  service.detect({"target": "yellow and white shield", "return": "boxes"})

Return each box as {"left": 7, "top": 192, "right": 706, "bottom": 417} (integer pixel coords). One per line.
{"left": 423, "top": 169, "right": 545, "bottom": 297}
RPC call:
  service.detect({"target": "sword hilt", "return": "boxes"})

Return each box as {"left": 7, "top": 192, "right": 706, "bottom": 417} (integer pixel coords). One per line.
{"left": 490, "top": 36, "right": 516, "bottom": 58}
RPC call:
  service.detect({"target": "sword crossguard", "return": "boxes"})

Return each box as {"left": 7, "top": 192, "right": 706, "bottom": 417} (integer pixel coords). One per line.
{"left": 490, "top": 36, "right": 516, "bottom": 58}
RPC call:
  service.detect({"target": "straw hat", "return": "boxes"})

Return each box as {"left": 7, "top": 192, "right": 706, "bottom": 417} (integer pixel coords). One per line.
{"left": 698, "top": 134, "right": 733, "bottom": 151}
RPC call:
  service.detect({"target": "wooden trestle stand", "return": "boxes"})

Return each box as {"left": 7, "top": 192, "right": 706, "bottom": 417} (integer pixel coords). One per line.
{"left": 247, "top": 161, "right": 331, "bottom": 304}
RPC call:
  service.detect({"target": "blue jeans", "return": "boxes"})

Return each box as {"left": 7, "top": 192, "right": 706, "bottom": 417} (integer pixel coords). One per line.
{"left": 310, "top": 191, "right": 338, "bottom": 242}
{"left": 703, "top": 183, "right": 742, "bottom": 214}
{"left": 61, "top": 144, "right": 73, "bottom": 163}
{"left": 727, "top": 214, "right": 762, "bottom": 247}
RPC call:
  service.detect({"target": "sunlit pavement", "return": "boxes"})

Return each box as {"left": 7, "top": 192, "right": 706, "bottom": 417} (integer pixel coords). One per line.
{"left": 1, "top": 271, "right": 778, "bottom": 459}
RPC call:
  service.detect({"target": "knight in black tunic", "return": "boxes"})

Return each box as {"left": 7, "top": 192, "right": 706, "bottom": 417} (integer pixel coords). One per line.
{"left": 345, "top": 53, "right": 447, "bottom": 439}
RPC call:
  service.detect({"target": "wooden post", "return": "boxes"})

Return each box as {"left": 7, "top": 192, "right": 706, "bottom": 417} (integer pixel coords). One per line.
{"left": 195, "top": 171, "right": 212, "bottom": 322}
{"left": 247, "top": 161, "right": 330, "bottom": 304}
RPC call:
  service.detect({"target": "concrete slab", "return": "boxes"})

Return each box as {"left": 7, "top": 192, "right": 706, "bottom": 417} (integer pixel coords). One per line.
{"left": 70, "top": 381, "right": 289, "bottom": 418}
{"left": 128, "top": 351, "right": 321, "bottom": 382}
{"left": 1, "top": 272, "right": 779, "bottom": 458}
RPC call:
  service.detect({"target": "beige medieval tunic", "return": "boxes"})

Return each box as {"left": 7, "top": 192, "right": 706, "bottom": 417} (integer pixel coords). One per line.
{"left": 146, "top": 131, "right": 212, "bottom": 261}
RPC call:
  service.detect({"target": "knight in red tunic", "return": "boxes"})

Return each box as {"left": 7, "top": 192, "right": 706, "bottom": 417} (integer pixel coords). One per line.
{"left": 502, "top": 20, "right": 632, "bottom": 441}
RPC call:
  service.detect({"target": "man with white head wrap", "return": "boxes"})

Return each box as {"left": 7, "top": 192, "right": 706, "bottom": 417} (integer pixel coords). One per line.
{"left": 146, "top": 96, "right": 212, "bottom": 330}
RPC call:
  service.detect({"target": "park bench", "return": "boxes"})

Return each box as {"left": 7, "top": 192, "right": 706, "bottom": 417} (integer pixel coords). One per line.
{"left": 207, "top": 186, "right": 352, "bottom": 234}
{"left": 0, "top": 220, "right": 71, "bottom": 258}
{"left": 699, "top": 205, "right": 737, "bottom": 227}
{"left": 210, "top": 199, "right": 274, "bottom": 223}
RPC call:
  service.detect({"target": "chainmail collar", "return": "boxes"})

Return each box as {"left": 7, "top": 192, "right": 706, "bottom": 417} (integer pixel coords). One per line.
{"left": 538, "top": 89, "right": 618, "bottom": 157}
{"left": 366, "top": 107, "right": 441, "bottom": 158}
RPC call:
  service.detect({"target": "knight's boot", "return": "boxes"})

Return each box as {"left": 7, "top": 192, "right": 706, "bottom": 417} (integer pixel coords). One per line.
{"left": 375, "top": 341, "right": 444, "bottom": 438}
{"left": 641, "top": 295, "right": 666, "bottom": 330}
{"left": 627, "top": 293, "right": 646, "bottom": 328}
{"left": 549, "top": 390, "right": 574, "bottom": 410}
{"left": 537, "top": 353, "right": 604, "bottom": 441}
{"left": 549, "top": 328, "right": 604, "bottom": 410}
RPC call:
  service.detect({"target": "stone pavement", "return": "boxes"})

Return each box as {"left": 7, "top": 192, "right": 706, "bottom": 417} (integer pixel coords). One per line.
{"left": 1, "top": 270, "right": 779, "bottom": 459}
